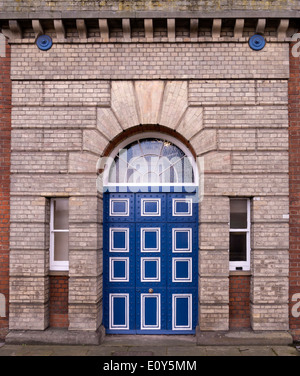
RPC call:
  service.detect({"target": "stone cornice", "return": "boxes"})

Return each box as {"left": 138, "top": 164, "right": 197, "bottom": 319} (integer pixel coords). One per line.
{"left": 1, "top": 0, "right": 300, "bottom": 18}
{"left": 0, "top": 10, "right": 300, "bottom": 20}
{"left": 1, "top": 16, "right": 297, "bottom": 43}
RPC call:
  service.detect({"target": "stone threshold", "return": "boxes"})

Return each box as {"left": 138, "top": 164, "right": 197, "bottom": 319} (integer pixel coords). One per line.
{"left": 5, "top": 326, "right": 294, "bottom": 346}
{"left": 196, "top": 327, "right": 294, "bottom": 346}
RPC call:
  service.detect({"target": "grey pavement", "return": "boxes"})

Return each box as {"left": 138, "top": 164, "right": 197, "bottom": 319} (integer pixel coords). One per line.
{"left": 0, "top": 335, "right": 299, "bottom": 356}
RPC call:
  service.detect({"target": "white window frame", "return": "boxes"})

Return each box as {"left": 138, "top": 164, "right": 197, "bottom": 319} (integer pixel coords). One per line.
{"left": 50, "top": 198, "right": 69, "bottom": 271}
{"left": 102, "top": 132, "right": 199, "bottom": 187}
{"left": 229, "top": 198, "right": 251, "bottom": 271}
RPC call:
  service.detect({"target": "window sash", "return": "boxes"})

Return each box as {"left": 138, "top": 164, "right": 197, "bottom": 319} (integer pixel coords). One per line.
{"left": 50, "top": 198, "right": 69, "bottom": 271}
{"left": 103, "top": 132, "right": 199, "bottom": 187}
{"left": 229, "top": 199, "right": 251, "bottom": 271}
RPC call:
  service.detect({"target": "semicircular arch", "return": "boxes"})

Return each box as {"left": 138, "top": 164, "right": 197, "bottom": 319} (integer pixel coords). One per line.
{"left": 102, "top": 128, "right": 199, "bottom": 187}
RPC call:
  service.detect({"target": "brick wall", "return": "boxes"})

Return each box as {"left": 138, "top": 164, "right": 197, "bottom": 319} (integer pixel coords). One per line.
{"left": 49, "top": 276, "right": 69, "bottom": 328}
{"left": 289, "top": 37, "right": 300, "bottom": 342}
{"left": 10, "top": 43, "right": 288, "bottom": 81}
{"left": 229, "top": 275, "right": 251, "bottom": 329}
{"left": 0, "top": 35, "right": 10, "bottom": 340}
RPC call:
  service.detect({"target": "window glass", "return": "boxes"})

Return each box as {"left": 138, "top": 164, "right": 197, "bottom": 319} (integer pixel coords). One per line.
{"left": 229, "top": 198, "right": 250, "bottom": 271}
{"left": 140, "top": 139, "right": 163, "bottom": 155}
{"left": 50, "top": 198, "right": 69, "bottom": 270}
{"left": 123, "top": 141, "right": 142, "bottom": 161}
{"left": 230, "top": 199, "right": 247, "bottom": 229}
{"left": 108, "top": 138, "right": 194, "bottom": 184}
{"left": 108, "top": 156, "right": 127, "bottom": 184}
{"left": 54, "top": 232, "right": 69, "bottom": 261}
{"left": 53, "top": 198, "right": 69, "bottom": 230}
{"left": 161, "top": 143, "right": 185, "bottom": 160}
{"left": 229, "top": 233, "right": 247, "bottom": 262}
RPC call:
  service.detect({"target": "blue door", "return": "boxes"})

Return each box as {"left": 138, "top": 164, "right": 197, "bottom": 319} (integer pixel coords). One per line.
{"left": 103, "top": 188, "right": 198, "bottom": 334}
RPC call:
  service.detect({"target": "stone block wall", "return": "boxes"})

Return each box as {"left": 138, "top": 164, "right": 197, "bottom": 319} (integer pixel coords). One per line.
{"left": 7, "top": 33, "right": 290, "bottom": 333}
{"left": 10, "top": 42, "right": 289, "bottom": 81}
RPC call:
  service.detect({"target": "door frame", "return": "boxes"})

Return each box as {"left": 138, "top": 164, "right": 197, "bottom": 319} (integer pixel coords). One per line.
{"left": 102, "top": 132, "right": 200, "bottom": 334}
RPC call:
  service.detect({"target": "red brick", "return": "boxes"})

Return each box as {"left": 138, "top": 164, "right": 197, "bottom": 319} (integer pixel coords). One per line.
{"left": 289, "top": 37, "right": 300, "bottom": 341}
{"left": 49, "top": 276, "right": 69, "bottom": 328}
{"left": 229, "top": 275, "right": 251, "bottom": 329}
{"left": 0, "top": 39, "right": 11, "bottom": 340}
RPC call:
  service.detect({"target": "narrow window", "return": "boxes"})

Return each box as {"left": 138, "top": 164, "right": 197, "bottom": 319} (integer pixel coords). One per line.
{"left": 50, "top": 198, "right": 69, "bottom": 271}
{"left": 229, "top": 198, "right": 250, "bottom": 271}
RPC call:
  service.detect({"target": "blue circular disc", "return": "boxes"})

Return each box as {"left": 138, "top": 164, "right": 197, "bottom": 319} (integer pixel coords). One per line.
{"left": 249, "top": 34, "right": 266, "bottom": 51}
{"left": 36, "top": 35, "right": 53, "bottom": 51}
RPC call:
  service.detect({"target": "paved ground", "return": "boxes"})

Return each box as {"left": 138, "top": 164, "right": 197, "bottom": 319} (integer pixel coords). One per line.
{"left": 0, "top": 335, "right": 299, "bottom": 356}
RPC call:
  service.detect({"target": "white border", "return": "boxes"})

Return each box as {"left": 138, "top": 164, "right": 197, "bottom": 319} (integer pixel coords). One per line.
{"left": 109, "top": 257, "right": 129, "bottom": 282}
{"left": 109, "top": 198, "right": 130, "bottom": 217}
{"left": 103, "top": 132, "right": 199, "bottom": 187}
{"left": 141, "top": 198, "right": 161, "bottom": 216}
{"left": 141, "top": 257, "right": 161, "bottom": 282}
{"left": 172, "top": 228, "right": 192, "bottom": 253}
{"left": 109, "top": 228, "right": 129, "bottom": 252}
{"left": 141, "top": 293, "right": 161, "bottom": 330}
{"left": 172, "top": 198, "right": 193, "bottom": 216}
{"left": 49, "top": 198, "right": 69, "bottom": 271}
{"left": 109, "top": 293, "right": 129, "bottom": 330}
{"left": 172, "top": 258, "right": 192, "bottom": 282}
{"left": 172, "top": 294, "right": 192, "bottom": 330}
{"left": 229, "top": 198, "right": 251, "bottom": 271}
{"left": 141, "top": 227, "right": 160, "bottom": 252}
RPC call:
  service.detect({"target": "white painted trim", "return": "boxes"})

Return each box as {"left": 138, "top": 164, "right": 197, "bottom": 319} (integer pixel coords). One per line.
{"left": 109, "top": 198, "right": 130, "bottom": 216}
{"left": 141, "top": 198, "right": 161, "bottom": 216}
{"left": 109, "top": 227, "right": 129, "bottom": 252}
{"left": 172, "top": 228, "right": 192, "bottom": 253}
{"left": 103, "top": 132, "right": 199, "bottom": 187}
{"left": 49, "top": 198, "right": 69, "bottom": 271}
{"left": 141, "top": 227, "right": 161, "bottom": 252}
{"left": 141, "top": 257, "right": 161, "bottom": 282}
{"left": 172, "top": 257, "right": 192, "bottom": 282}
{"left": 109, "top": 293, "right": 129, "bottom": 330}
{"left": 109, "top": 257, "right": 129, "bottom": 282}
{"left": 172, "top": 294, "right": 192, "bottom": 330}
{"left": 229, "top": 198, "right": 251, "bottom": 271}
{"left": 172, "top": 198, "right": 193, "bottom": 216}
{"left": 140, "top": 293, "right": 161, "bottom": 330}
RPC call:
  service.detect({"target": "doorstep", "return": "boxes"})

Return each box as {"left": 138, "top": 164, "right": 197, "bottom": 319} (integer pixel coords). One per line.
{"left": 5, "top": 326, "right": 105, "bottom": 346}
{"left": 196, "top": 327, "right": 294, "bottom": 346}
{"left": 5, "top": 327, "right": 294, "bottom": 347}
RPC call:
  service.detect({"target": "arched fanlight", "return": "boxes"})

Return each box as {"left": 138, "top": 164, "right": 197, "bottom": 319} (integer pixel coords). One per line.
{"left": 104, "top": 133, "right": 198, "bottom": 186}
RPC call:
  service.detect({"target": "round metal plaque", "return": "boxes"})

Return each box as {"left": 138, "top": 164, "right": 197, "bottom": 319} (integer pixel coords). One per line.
{"left": 36, "top": 35, "right": 53, "bottom": 51}
{"left": 249, "top": 34, "right": 266, "bottom": 51}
